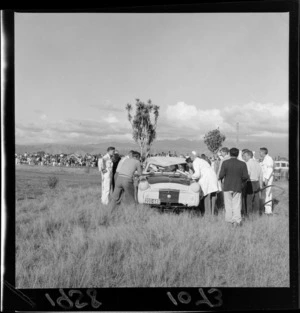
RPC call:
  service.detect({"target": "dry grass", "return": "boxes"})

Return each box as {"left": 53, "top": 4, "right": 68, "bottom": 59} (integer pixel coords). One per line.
{"left": 16, "top": 167, "right": 289, "bottom": 288}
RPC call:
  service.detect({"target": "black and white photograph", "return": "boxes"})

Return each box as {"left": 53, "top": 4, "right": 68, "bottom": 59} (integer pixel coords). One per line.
{"left": 13, "top": 11, "right": 290, "bottom": 289}
{"left": 1, "top": 5, "right": 298, "bottom": 311}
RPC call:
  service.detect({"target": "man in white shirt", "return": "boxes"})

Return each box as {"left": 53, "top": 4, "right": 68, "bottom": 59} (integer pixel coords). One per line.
{"left": 189, "top": 153, "right": 219, "bottom": 215}
{"left": 259, "top": 147, "right": 274, "bottom": 215}
{"left": 98, "top": 146, "right": 115, "bottom": 205}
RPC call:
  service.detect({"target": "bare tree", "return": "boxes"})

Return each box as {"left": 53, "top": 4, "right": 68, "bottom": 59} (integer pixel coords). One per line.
{"left": 126, "top": 99, "right": 160, "bottom": 158}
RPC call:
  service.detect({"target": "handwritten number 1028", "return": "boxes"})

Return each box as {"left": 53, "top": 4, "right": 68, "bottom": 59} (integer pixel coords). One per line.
{"left": 45, "top": 288, "right": 101, "bottom": 309}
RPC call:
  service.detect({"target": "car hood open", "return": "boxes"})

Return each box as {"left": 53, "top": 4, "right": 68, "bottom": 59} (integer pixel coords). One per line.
{"left": 146, "top": 174, "right": 191, "bottom": 186}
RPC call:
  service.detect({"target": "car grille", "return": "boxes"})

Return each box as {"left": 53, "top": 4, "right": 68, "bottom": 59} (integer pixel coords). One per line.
{"left": 159, "top": 190, "right": 179, "bottom": 204}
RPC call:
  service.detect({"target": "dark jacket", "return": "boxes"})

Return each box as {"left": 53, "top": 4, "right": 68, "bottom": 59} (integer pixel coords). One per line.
{"left": 218, "top": 157, "right": 249, "bottom": 193}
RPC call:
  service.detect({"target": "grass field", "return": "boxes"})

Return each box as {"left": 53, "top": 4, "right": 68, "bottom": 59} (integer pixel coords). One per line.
{"left": 15, "top": 165, "right": 289, "bottom": 288}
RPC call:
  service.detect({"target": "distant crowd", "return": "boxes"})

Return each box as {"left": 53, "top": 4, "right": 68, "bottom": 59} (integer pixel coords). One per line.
{"left": 15, "top": 150, "right": 207, "bottom": 167}
{"left": 14, "top": 149, "right": 270, "bottom": 168}
{"left": 15, "top": 152, "right": 100, "bottom": 167}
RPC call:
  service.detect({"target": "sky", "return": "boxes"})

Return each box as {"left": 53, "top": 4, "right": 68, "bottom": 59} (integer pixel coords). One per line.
{"left": 15, "top": 12, "right": 289, "bottom": 152}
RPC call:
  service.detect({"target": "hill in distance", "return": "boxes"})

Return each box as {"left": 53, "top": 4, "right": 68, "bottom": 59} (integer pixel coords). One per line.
{"left": 15, "top": 137, "right": 288, "bottom": 158}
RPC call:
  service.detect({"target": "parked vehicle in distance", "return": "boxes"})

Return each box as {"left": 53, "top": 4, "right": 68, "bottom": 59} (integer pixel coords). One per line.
{"left": 274, "top": 160, "right": 289, "bottom": 181}
{"left": 137, "top": 157, "right": 201, "bottom": 210}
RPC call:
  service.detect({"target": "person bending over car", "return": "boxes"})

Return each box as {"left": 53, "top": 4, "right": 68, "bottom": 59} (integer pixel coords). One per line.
{"left": 187, "top": 154, "right": 220, "bottom": 215}
{"left": 110, "top": 151, "right": 142, "bottom": 211}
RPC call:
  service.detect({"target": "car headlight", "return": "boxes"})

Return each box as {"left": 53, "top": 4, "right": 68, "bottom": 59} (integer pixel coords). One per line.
{"left": 190, "top": 182, "right": 200, "bottom": 193}
{"left": 139, "top": 180, "right": 150, "bottom": 191}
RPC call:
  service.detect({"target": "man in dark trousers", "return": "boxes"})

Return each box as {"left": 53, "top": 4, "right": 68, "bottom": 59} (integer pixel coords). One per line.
{"left": 242, "top": 150, "right": 263, "bottom": 219}
{"left": 218, "top": 147, "right": 249, "bottom": 226}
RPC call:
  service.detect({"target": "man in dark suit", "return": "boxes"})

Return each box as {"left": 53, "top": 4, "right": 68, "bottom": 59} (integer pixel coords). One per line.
{"left": 218, "top": 147, "right": 249, "bottom": 226}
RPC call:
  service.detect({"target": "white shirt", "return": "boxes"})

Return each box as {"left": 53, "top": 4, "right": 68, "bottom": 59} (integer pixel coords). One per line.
{"left": 237, "top": 150, "right": 246, "bottom": 162}
{"left": 98, "top": 153, "right": 113, "bottom": 173}
{"left": 192, "top": 157, "right": 219, "bottom": 196}
{"left": 260, "top": 154, "right": 274, "bottom": 180}
{"left": 192, "top": 157, "right": 210, "bottom": 180}
{"left": 246, "top": 158, "right": 263, "bottom": 182}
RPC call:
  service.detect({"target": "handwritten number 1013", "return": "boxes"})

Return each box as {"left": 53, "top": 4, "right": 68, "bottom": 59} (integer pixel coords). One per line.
{"left": 45, "top": 288, "right": 101, "bottom": 309}
{"left": 167, "top": 288, "right": 223, "bottom": 308}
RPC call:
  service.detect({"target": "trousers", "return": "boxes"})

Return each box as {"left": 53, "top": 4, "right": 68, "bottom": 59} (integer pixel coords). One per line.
{"left": 224, "top": 191, "right": 242, "bottom": 224}
{"left": 262, "top": 176, "right": 273, "bottom": 214}
{"left": 110, "top": 176, "right": 135, "bottom": 210}
{"left": 241, "top": 184, "right": 247, "bottom": 217}
{"left": 204, "top": 192, "right": 217, "bottom": 214}
{"left": 101, "top": 171, "right": 112, "bottom": 205}
{"left": 246, "top": 181, "right": 260, "bottom": 216}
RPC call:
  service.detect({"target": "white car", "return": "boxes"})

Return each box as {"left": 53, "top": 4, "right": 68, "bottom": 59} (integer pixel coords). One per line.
{"left": 137, "top": 157, "right": 201, "bottom": 209}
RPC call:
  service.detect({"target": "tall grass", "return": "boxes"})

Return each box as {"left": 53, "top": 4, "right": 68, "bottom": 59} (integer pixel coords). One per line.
{"left": 16, "top": 184, "right": 289, "bottom": 288}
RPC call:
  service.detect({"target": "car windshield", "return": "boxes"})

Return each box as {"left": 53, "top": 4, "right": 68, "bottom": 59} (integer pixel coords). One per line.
{"left": 146, "top": 163, "right": 188, "bottom": 174}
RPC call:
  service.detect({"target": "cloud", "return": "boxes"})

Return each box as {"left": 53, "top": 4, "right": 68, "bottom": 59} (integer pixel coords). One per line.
{"left": 165, "top": 102, "right": 233, "bottom": 135}
{"left": 222, "top": 102, "right": 288, "bottom": 134}
{"left": 166, "top": 102, "right": 199, "bottom": 122}
{"left": 248, "top": 131, "right": 288, "bottom": 138}
{"left": 104, "top": 114, "right": 119, "bottom": 124}
{"left": 15, "top": 117, "right": 131, "bottom": 144}
{"left": 89, "top": 100, "right": 123, "bottom": 112}
{"left": 102, "top": 133, "right": 133, "bottom": 141}
{"left": 15, "top": 101, "right": 289, "bottom": 145}
{"left": 164, "top": 101, "right": 288, "bottom": 140}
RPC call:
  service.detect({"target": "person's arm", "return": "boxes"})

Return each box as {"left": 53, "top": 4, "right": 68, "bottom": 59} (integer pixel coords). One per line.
{"left": 258, "top": 166, "right": 263, "bottom": 188}
{"left": 116, "top": 157, "right": 125, "bottom": 173}
{"left": 191, "top": 159, "right": 200, "bottom": 179}
{"left": 218, "top": 162, "right": 226, "bottom": 181}
{"left": 265, "top": 157, "right": 274, "bottom": 182}
{"left": 246, "top": 161, "right": 251, "bottom": 178}
{"left": 98, "top": 158, "right": 103, "bottom": 172}
{"left": 107, "top": 158, "right": 113, "bottom": 171}
{"left": 99, "top": 156, "right": 108, "bottom": 173}
{"left": 136, "top": 161, "right": 142, "bottom": 176}
{"left": 217, "top": 159, "right": 223, "bottom": 178}
{"left": 242, "top": 163, "right": 249, "bottom": 182}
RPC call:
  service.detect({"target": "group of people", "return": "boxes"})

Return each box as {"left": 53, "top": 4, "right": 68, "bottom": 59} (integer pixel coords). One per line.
{"left": 98, "top": 147, "right": 142, "bottom": 209}
{"left": 15, "top": 152, "right": 99, "bottom": 167}
{"left": 98, "top": 145, "right": 275, "bottom": 226}
{"left": 186, "top": 147, "right": 274, "bottom": 226}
